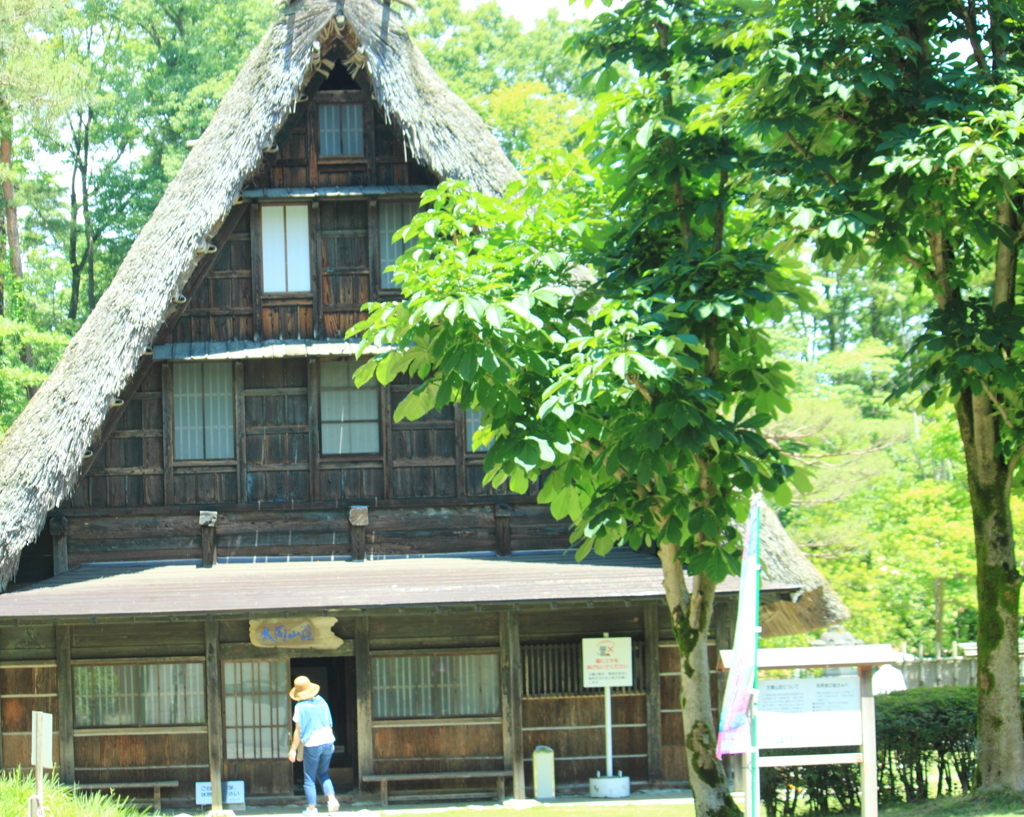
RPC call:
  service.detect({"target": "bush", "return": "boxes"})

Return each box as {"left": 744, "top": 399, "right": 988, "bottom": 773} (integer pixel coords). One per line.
{"left": 0, "top": 771, "right": 149, "bottom": 817}
{"left": 761, "top": 685, "right": 979, "bottom": 815}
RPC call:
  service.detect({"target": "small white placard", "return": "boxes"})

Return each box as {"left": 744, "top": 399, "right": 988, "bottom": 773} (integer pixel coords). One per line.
{"left": 31, "top": 711, "right": 53, "bottom": 768}
{"left": 582, "top": 636, "right": 633, "bottom": 688}
{"left": 759, "top": 676, "right": 861, "bottom": 749}
{"left": 196, "top": 780, "right": 245, "bottom": 805}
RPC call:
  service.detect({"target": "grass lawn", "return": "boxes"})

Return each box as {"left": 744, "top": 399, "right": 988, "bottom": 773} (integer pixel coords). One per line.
{"left": 876, "top": 792, "right": 1024, "bottom": 817}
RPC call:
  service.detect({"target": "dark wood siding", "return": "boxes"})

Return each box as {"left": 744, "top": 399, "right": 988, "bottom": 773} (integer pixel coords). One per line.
{"left": 244, "top": 359, "right": 311, "bottom": 502}
{"left": 320, "top": 200, "right": 370, "bottom": 339}
{"left": 0, "top": 665, "right": 59, "bottom": 772}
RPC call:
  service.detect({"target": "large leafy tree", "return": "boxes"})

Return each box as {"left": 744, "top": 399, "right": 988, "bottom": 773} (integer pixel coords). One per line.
{"left": 696, "top": 0, "right": 1024, "bottom": 789}
{"left": 354, "top": 4, "right": 811, "bottom": 809}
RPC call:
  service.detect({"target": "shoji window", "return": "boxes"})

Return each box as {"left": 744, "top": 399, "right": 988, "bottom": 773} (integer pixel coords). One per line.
{"left": 74, "top": 662, "right": 205, "bottom": 727}
{"left": 465, "top": 408, "right": 491, "bottom": 452}
{"left": 378, "top": 201, "right": 418, "bottom": 290}
{"left": 319, "top": 103, "right": 364, "bottom": 156}
{"left": 261, "top": 204, "right": 311, "bottom": 292}
{"left": 372, "top": 653, "right": 499, "bottom": 719}
{"left": 522, "top": 642, "right": 646, "bottom": 698}
{"left": 224, "top": 660, "right": 291, "bottom": 760}
{"left": 320, "top": 360, "right": 380, "bottom": 455}
{"left": 173, "top": 362, "right": 234, "bottom": 460}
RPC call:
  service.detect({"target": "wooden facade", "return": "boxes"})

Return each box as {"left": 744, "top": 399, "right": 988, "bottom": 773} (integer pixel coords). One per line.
{"left": 0, "top": 30, "right": 786, "bottom": 812}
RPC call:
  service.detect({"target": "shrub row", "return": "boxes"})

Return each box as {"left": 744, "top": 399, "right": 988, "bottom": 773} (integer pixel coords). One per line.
{"left": 761, "top": 685, "right": 978, "bottom": 816}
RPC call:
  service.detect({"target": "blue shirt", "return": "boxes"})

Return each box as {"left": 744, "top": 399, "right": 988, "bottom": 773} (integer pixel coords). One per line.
{"left": 293, "top": 695, "right": 335, "bottom": 747}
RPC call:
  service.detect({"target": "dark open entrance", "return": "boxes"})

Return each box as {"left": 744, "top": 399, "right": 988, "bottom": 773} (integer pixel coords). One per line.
{"left": 290, "top": 656, "right": 357, "bottom": 793}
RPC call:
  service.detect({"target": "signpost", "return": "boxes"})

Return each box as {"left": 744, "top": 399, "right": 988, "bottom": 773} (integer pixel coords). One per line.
{"left": 582, "top": 633, "right": 632, "bottom": 798}
{"left": 29, "top": 710, "right": 53, "bottom": 816}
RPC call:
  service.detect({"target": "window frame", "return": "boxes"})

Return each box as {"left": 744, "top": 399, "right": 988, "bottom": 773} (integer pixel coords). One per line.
{"left": 317, "top": 358, "right": 384, "bottom": 461}
{"left": 223, "top": 658, "right": 292, "bottom": 760}
{"left": 314, "top": 94, "right": 368, "bottom": 163}
{"left": 375, "top": 198, "right": 419, "bottom": 297}
{"left": 72, "top": 660, "right": 207, "bottom": 729}
{"left": 370, "top": 649, "right": 501, "bottom": 721}
{"left": 259, "top": 202, "right": 313, "bottom": 295}
{"left": 171, "top": 361, "right": 236, "bottom": 462}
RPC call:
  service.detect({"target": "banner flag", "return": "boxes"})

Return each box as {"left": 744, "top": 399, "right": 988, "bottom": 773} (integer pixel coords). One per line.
{"left": 716, "top": 498, "right": 762, "bottom": 758}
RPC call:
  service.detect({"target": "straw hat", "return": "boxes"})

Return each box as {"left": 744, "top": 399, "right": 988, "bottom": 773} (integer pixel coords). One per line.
{"left": 289, "top": 675, "right": 320, "bottom": 701}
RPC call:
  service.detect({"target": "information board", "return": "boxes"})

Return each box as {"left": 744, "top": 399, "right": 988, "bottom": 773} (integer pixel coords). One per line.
{"left": 582, "top": 636, "right": 633, "bottom": 688}
{"left": 759, "top": 676, "right": 861, "bottom": 749}
{"left": 195, "top": 780, "right": 245, "bottom": 805}
{"left": 31, "top": 711, "right": 53, "bottom": 768}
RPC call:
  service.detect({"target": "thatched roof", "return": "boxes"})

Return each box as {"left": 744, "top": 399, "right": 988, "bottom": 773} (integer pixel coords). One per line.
{"left": 0, "top": 0, "right": 517, "bottom": 589}
{"left": 758, "top": 504, "right": 850, "bottom": 637}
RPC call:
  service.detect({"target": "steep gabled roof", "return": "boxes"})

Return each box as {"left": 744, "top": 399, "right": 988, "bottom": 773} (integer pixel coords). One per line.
{"left": 0, "top": 0, "right": 518, "bottom": 588}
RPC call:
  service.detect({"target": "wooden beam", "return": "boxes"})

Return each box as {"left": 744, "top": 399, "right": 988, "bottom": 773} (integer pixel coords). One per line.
{"left": 644, "top": 604, "right": 663, "bottom": 783}
{"left": 499, "top": 611, "right": 524, "bottom": 799}
{"left": 308, "top": 359, "right": 320, "bottom": 499}
{"left": 161, "top": 364, "right": 175, "bottom": 506}
{"left": 205, "top": 619, "right": 224, "bottom": 811}
{"left": 50, "top": 516, "right": 69, "bottom": 575}
{"left": 250, "top": 203, "right": 264, "bottom": 341}
{"left": 355, "top": 616, "right": 373, "bottom": 790}
{"left": 311, "top": 202, "right": 325, "bottom": 341}
{"left": 234, "top": 362, "right": 246, "bottom": 504}
{"left": 494, "top": 504, "right": 512, "bottom": 557}
{"left": 199, "top": 511, "right": 218, "bottom": 567}
{"left": 859, "top": 666, "right": 878, "bottom": 817}
{"left": 350, "top": 505, "right": 368, "bottom": 561}
{"left": 55, "top": 625, "right": 75, "bottom": 784}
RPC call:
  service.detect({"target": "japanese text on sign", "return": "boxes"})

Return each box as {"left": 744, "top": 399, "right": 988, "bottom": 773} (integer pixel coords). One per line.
{"left": 248, "top": 617, "right": 344, "bottom": 650}
{"left": 758, "top": 676, "right": 861, "bottom": 749}
{"left": 581, "top": 636, "right": 633, "bottom": 688}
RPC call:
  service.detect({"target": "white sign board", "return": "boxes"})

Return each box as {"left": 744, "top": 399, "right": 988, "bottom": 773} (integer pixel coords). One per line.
{"left": 195, "top": 780, "right": 245, "bottom": 805}
{"left": 582, "top": 636, "right": 633, "bottom": 688}
{"left": 31, "top": 711, "right": 53, "bottom": 768}
{"left": 759, "top": 676, "right": 861, "bottom": 749}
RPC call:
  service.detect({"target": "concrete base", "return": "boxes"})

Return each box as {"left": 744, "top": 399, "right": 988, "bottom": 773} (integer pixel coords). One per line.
{"left": 589, "top": 775, "right": 630, "bottom": 798}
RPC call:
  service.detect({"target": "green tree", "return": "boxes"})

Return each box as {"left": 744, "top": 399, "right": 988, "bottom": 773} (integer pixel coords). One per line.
{"left": 700, "top": 0, "right": 1024, "bottom": 788}
{"left": 353, "top": 6, "right": 812, "bottom": 804}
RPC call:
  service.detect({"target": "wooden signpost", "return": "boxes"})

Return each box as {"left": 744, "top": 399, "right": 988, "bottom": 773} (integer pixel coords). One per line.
{"left": 582, "top": 633, "right": 633, "bottom": 798}
{"left": 248, "top": 616, "right": 344, "bottom": 649}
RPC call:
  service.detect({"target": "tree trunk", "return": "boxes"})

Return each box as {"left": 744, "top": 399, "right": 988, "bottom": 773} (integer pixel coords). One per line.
{"left": 1, "top": 99, "right": 23, "bottom": 312}
{"left": 660, "top": 541, "right": 740, "bottom": 817}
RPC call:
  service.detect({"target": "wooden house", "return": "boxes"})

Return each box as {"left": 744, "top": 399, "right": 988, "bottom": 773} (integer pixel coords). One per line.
{"left": 0, "top": 0, "right": 848, "bottom": 809}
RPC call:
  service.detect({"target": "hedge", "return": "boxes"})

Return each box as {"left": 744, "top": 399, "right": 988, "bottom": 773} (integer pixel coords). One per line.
{"left": 761, "top": 685, "right": 979, "bottom": 816}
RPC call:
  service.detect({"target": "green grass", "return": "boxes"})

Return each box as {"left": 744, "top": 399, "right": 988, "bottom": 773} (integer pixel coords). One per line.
{"left": 876, "top": 792, "right": 1024, "bottom": 817}
{"left": 0, "top": 772, "right": 150, "bottom": 817}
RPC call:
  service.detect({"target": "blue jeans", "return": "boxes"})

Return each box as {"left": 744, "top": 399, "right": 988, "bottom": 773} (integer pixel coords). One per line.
{"left": 302, "top": 743, "right": 336, "bottom": 807}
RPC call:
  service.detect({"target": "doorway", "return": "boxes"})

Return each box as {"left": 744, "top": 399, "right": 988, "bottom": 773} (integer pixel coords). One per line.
{"left": 290, "top": 656, "right": 356, "bottom": 792}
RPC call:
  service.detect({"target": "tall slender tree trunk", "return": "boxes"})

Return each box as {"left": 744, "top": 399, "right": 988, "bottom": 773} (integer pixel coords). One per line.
{"left": 1, "top": 98, "right": 23, "bottom": 313}
{"left": 660, "top": 542, "right": 740, "bottom": 817}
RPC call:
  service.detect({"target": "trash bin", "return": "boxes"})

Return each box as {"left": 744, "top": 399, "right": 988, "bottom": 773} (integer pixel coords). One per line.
{"left": 532, "top": 745, "right": 555, "bottom": 799}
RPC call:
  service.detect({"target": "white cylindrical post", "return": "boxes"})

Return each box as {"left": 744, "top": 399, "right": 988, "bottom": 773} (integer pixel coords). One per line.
{"left": 604, "top": 683, "right": 613, "bottom": 777}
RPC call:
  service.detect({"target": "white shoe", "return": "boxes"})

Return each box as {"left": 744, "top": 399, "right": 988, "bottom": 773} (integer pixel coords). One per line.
{"left": 302, "top": 808, "right": 318, "bottom": 817}
{"left": 327, "top": 796, "right": 340, "bottom": 813}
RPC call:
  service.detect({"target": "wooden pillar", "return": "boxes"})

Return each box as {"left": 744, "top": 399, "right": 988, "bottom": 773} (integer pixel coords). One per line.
{"left": 500, "top": 610, "right": 524, "bottom": 799}
{"left": 644, "top": 604, "right": 663, "bottom": 783}
{"left": 162, "top": 364, "right": 175, "bottom": 506}
{"left": 205, "top": 619, "right": 224, "bottom": 811}
{"left": 494, "top": 504, "right": 512, "bottom": 557}
{"left": 859, "top": 666, "right": 878, "bottom": 817}
{"left": 355, "top": 616, "right": 373, "bottom": 788}
{"left": 200, "top": 511, "right": 218, "bottom": 566}
{"left": 234, "top": 362, "right": 246, "bottom": 504}
{"left": 350, "top": 506, "right": 368, "bottom": 561}
{"left": 50, "top": 516, "right": 69, "bottom": 575}
{"left": 308, "top": 360, "right": 320, "bottom": 500}
{"left": 55, "top": 625, "right": 74, "bottom": 784}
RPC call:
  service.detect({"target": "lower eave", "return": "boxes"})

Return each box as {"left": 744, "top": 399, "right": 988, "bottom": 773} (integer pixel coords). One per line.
{"left": 0, "top": 549, "right": 798, "bottom": 623}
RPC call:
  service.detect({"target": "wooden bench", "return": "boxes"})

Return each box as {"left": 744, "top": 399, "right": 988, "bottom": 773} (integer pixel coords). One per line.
{"left": 361, "top": 770, "right": 512, "bottom": 806}
{"left": 77, "top": 780, "right": 179, "bottom": 813}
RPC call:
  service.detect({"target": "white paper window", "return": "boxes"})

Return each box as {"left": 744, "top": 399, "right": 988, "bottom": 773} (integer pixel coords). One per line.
{"left": 372, "top": 653, "right": 499, "bottom": 719}
{"left": 465, "top": 408, "right": 491, "bottom": 452}
{"left": 321, "top": 360, "right": 380, "bottom": 455}
{"left": 74, "top": 663, "right": 205, "bottom": 728}
{"left": 378, "top": 201, "right": 418, "bottom": 290}
{"left": 173, "top": 362, "right": 234, "bottom": 460}
{"left": 319, "top": 103, "right": 363, "bottom": 156}
{"left": 261, "top": 204, "right": 311, "bottom": 292}
{"left": 224, "top": 660, "right": 291, "bottom": 760}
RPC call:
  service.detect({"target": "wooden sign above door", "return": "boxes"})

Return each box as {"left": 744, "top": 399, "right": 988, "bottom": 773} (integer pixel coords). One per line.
{"left": 249, "top": 616, "right": 344, "bottom": 650}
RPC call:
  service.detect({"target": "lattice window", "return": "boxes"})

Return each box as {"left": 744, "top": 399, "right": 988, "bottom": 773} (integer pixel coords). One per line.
{"left": 378, "top": 200, "right": 418, "bottom": 290}
{"left": 319, "top": 103, "right": 363, "bottom": 156}
{"left": 224, "top": 660, "right": 291, "bottom": 760}
{"left": 320, "top": 360, "right": 380, "bottom": 455}
{"left": 465, "top": 408, "right": 491, "bottom": 452}
{"left": 173, "top": 362, "right": 234, "bottom": 460}
{"left": 74, "top": 662, "right": 205, "bottom": 727}
{"left": 372, "top": 652, "right": 499, "bottom": 719}
{"left": 522, "top": 642, "right": 646, "bottom": 698}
